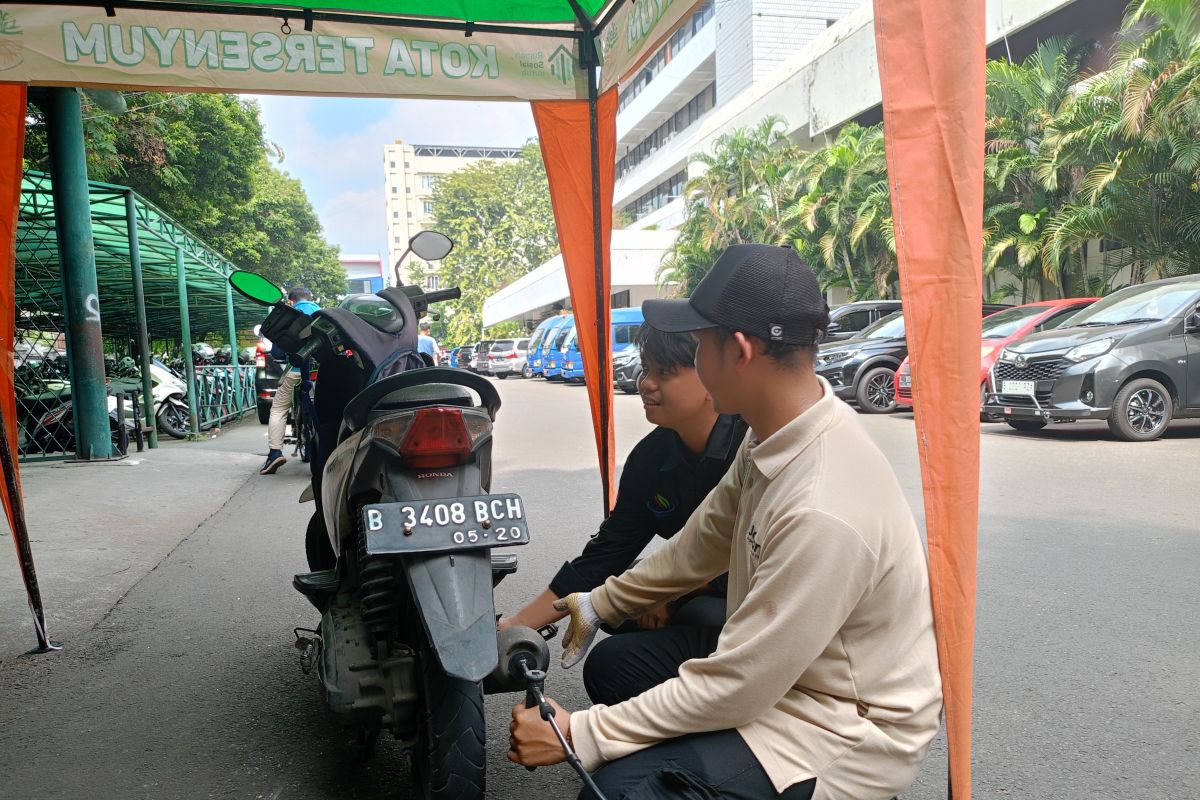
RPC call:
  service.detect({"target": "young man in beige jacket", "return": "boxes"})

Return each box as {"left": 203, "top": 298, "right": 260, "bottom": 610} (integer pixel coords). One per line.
{"left": 508, "top": 244, "right": 942, "bottom": 800}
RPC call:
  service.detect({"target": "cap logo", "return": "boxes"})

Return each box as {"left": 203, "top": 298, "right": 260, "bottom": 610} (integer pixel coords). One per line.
{"left": 769, "top": 324, "right": 784, "bottom": 341}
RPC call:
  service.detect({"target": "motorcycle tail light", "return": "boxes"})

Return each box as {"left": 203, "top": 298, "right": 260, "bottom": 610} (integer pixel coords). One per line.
{"left": 367, "top": 407, "right": 491, "bottom": 468}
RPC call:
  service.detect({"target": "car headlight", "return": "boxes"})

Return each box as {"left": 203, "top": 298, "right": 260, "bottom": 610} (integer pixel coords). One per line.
{"left": 818, "top": 348, "right": 859, "bottom": 366}
{"left": 997, "top": 347, "right": 1016, "bottom": 363}
{"left": 1065, "top": 338, "right": 1117, "bottom": 363}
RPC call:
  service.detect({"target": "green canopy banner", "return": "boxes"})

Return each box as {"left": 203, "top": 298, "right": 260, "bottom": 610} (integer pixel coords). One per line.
{"left": 0, "top": 5, "right": 588, "bottom": 99}
{"left": 597, "top": 0, "right": 694, "bottom": 92}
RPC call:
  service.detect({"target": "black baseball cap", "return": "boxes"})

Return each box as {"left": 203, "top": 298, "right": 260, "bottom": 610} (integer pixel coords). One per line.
{"left": 643, "top": 244, "right": 828, "bottom": 345}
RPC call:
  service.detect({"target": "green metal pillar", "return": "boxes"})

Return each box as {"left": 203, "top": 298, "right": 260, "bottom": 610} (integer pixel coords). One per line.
{"left": 225, "top": 279, "right": 241, "bottom": 412}
{"left": 175, "top": 246, "right": 201, "bottom": 436}
{"left": 42, "top": 87, "right": 111, "bottom": 460}
{"left": 125, "top": 192, "right": 157, "bottom": 448}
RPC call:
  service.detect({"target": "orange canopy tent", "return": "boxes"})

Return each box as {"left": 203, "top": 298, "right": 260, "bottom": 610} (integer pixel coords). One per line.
{"left": 0, "top": 0, "right": 983, "bottom": 795}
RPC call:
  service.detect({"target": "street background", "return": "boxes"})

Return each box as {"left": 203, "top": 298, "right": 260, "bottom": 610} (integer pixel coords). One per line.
{"left": 1, "top": 379, "right": 1197, "bottom": 798}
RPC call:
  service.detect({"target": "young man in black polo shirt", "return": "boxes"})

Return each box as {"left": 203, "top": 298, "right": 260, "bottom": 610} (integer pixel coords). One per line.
{"left": 499, "top": 326, "right": 747, "bottom": 684}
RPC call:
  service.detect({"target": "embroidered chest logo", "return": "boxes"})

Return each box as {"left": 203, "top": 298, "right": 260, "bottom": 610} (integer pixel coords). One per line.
{"left": 746, "top": 524, "right": 763, "bottom": 565}
{"left": 646, "top": 493, "right": 675, "bottom": 517}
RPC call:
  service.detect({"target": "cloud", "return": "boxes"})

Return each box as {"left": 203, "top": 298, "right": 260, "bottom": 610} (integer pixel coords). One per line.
{"left": 248, "top": 95, "right": 537, "bottom": 257}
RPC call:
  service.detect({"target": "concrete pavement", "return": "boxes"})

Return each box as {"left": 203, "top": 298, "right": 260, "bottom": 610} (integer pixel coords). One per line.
{"left": 0, "top": 378, "right": 1196, "bottom": 799}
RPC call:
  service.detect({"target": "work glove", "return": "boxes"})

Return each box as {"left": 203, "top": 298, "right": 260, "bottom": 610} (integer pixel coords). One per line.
{"left": 552, "top": 592, "right": 602, "bottom": 669}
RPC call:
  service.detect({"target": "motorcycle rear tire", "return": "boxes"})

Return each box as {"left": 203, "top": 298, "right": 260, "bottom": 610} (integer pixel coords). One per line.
{"left": 413, "top": 655, "right": 486, "bottom": 800}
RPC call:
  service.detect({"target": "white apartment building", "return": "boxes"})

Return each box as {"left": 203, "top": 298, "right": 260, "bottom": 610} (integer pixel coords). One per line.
{"left": 383, "top": 142, "right": 522, "bottom": 287}
{"left": 340, "top": 253, "right": 386, "bottom": 295}
{"left": 614, "top": 0, "right": 859, "bottom": 231}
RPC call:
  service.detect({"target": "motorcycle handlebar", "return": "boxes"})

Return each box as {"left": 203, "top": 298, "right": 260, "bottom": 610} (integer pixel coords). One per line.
{"left": 424, "top": 288, "right": 461, "bottom": 304}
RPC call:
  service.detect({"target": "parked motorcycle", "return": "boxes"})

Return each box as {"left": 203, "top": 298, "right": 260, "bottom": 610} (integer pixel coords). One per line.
{"left": 229, "top": 231, "right": 550, "bottom": 800}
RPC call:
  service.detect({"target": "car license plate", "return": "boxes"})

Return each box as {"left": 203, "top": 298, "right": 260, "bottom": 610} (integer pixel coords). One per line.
{"left": 1002, "top": 380, "right": 1036, "bottom": 396}
{"left": 362, "top": 494, "right": 530, "bottom": 556}
{"left": 899, "top": 375, "right": 912, "bottom": 388}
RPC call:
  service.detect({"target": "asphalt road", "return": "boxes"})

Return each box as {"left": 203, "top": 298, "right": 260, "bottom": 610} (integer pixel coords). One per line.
{"left": 1, "top": 377, "right": 1196, "bottom": 799}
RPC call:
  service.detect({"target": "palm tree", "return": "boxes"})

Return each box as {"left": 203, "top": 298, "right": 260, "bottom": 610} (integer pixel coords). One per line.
{"left": 658, "top": 115, "right": 801, "bottom": 294}
{"left": 982, "top": 36, "right": 1089, "bottom": 300}
{"left": 785, "top": 123, "right": 896, "bottom": 300}
{"left": 1040, "top": 0, "right": 1200, "bottom": 288}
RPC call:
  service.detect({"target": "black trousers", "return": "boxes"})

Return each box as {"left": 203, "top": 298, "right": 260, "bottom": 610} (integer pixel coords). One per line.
{"left": 579, "top": 602, "right": 815, "bottom": 800}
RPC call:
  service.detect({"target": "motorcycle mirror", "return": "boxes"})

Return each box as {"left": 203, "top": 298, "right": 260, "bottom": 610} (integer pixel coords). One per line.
{"left": 409, "top": 230, "right": 454, "bottom": 262}
{"left": 229, "top": 271, "right": 285, "bottom": 305}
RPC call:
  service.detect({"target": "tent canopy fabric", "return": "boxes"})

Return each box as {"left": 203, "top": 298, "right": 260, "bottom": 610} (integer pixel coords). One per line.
{"left": 16, "top": 170, "right": 263, "bottom": 342}
{"left": 179, "top": 0, "right": 609, "bottom": 23}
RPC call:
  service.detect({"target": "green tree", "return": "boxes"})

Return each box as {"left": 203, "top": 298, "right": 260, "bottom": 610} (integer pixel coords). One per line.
{"left": 1040, "top": 0, "right": 1200, "bottom": 287}
{"left": 24, "top": 93, "right": 343, "bottom": 302}
{"left": 220, "top": 163, "right": 345, "bottom": 301}
{"left": 659, "top": 116, "right": 801, "bottom": 294}
{"left": 431, "top": 144, "right": 558, "bottom": 343}
{"left": 786, "top": 123, "right": 896, "bottom": 300}
{"left": 982, "top": 36, "right": 1089, "bottom": 300}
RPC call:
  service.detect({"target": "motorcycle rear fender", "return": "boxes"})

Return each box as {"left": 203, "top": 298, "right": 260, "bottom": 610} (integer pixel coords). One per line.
{"left": 405, "top": 550, "right": 497, "bottom": 682}
{"left": 382, "top": 465, "right": 498, "bottom": 682}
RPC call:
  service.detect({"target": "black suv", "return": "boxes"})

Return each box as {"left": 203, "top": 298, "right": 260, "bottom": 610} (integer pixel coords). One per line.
{"left": 817, "top": 304, "right": 1012, "bottom": 413}
{"left": 824, "top": 300, "right": 904, "bottom": 342}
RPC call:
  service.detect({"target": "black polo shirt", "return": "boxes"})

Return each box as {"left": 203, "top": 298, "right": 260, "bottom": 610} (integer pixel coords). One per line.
{"left": 548, "top": 414, "right": 749, "bottom": 598}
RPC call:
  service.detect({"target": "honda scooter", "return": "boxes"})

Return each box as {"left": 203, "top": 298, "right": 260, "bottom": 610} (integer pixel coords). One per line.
{"left": 230, "top": 231, "right": 550, "bottom": 800}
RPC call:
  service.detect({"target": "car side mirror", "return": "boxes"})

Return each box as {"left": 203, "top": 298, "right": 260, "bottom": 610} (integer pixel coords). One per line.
{"left": 1187, "top": 311, "right": 1200, "bottom": 333}
{"left": 826, "top": 322, "right": 842, "bottom": 334}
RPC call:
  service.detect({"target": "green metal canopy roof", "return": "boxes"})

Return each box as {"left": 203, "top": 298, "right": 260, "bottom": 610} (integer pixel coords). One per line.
{"left": 16, "top": 170, "right": 264, "bottom": 343}
{"left": 198, "top": 0, "right": 608, "bottom": 24}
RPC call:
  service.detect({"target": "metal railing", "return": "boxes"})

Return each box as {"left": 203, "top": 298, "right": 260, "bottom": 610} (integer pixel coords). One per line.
{"left": 192, "top": 365, "right": 256, "bottom": 430}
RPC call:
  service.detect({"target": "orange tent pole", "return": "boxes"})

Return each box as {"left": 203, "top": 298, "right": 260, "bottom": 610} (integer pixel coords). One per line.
{"left": 531, "top": 87, "right": 618, "bottom": 514}
{"left": 873, "top": 2, "right": 985, "bottom": 798}
{"left": 0, "top": 82, "right": 55, "bottom": 653}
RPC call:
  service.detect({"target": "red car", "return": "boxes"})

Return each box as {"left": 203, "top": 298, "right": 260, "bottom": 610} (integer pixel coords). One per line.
{"left": 894, "top": 297, "right": 1098, "bottom": 420}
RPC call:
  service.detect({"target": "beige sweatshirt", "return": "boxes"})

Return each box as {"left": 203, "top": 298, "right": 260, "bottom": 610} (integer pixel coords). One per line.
{"left": 571, "top": 380, "right": 943, "bottom": 800}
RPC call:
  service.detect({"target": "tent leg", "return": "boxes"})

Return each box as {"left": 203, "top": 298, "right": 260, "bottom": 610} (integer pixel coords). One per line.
{"left": 586, "top": 60, "right": 612, "bottom": 515}
{"left": 0, "top": 399, "right": 59, "bottom": 653}
{"left": 126, "top": 192, "right": 157, "bottom": 449}
{"left": 41, "top": 88, "right": 111, "bottom": 461}
{"left": 175, "top": 246, "right": 201, "bottom": 436}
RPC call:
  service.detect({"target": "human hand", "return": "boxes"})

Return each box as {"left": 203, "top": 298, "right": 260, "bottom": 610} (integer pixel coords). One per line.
{"left": 552, "top": 592, "right": 601, "bottom": 668}
{"left": 497, "top": 614, "right": 517, "bottom": 631}
{"left": 508, "top": 699, "right": 571, "bottom": 767}
{"left": 635, "top": 604, "right": 671, "bottom": 630}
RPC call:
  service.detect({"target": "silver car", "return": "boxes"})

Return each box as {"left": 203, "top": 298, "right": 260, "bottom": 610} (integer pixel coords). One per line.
{"left": 488, "top": 338, "right": 530, "bottom": 379}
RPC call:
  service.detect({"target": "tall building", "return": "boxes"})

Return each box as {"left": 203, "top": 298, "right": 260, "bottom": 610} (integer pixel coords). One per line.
{"left": 340, "top": 254, "right": 386, "bottom": 295}
{"left": 614, "top": 0, "right": 859, "bottom": 231}
{"left": 383, "top": 142, "right": 522, "bottom": 288}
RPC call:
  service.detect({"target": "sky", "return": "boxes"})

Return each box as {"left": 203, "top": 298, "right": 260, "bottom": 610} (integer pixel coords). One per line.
{"left": 250, "top": 95, "right": 537, "bottom": 259}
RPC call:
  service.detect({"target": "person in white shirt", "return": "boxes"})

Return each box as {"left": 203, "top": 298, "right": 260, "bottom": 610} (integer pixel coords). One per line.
{"left": 508, "top": 244, "right": 942, "bottom": 800}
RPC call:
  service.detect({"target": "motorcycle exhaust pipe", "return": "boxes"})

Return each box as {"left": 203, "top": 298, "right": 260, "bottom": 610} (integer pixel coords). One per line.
{"left": 483, "top": 626, "right": 549, "bottom": 695}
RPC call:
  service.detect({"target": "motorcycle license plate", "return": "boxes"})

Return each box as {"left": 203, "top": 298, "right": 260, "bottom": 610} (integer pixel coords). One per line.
{"left": 362, "top": 494, "right": 530, "bottom": 556}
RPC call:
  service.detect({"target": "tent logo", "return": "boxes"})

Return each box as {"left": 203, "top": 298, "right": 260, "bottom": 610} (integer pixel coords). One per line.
{"left": 548, "top": 45, "right": 574, "bottom": 85}
{"left": 0, "top": 11, "right": 24, "bottom": 72}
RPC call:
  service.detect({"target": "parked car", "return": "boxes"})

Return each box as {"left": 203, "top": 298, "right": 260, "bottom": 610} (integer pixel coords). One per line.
{"left": 562, "top": 307, "right": 644, "bottom": 383}
{"left": 816, "top": 304, "right": 1013, "bottom": 413}
{"left": 453, "top": 344, "right": 475, "bottom": 370}
{"left": 530, "top": 316, "right": 569, "bottom": 378}
{"left": 253, "top": 332, "right": 285, "bottom": 424}
{"left": 543, "top": 316, "right": 575, "bottom": 381}
{"left": 469, "top": 340, "right": 494, "bottom": 374}
{"left": 523, "top": 317, "right": 559, "bottom": 378}
{"left": 894, "top": 298, "right": 1098, "bottom": 420}
{"left": 823, "top": 300, "right": 904, "bottom": 342}
{"left": 984, "top": 275, "right": 1200, "bottom": 441}
{"left": 614, "top": 349, "right": 643, "bottom": 394}
{"left": 488, "top": 338, "right": 530, "bottom": 379}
